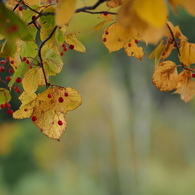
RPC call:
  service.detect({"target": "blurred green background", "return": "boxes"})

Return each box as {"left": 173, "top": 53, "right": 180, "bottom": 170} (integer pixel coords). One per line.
{"left": 1, "top": 1, "right": 195, "bottom": 195}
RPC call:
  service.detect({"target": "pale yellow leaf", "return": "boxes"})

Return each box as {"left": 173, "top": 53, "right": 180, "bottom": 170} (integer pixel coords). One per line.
{"left": 55, "top": 0, "right": 76, "bottom": 26}
{"left": 22, "top": 68, "right": 39, "bottom": 93}
{"left": 179, "top": 40, "right": 195, "bottom": 66}
{"left": 174, "top": 70, "right": 195, "bottom": 102}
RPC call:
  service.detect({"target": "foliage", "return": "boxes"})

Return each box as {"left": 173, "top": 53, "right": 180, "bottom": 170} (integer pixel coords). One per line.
{"left": 0, "top": 0, "right": 195, "bottom": 140}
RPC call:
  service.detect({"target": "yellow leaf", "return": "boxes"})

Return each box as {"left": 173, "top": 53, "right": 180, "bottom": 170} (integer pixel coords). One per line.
{"left": 117, "top": 0, "right": 167, "bottom": 44}
{"left": 152, "top": 61, "right": 179, "bottom": 92}
{"left": 37, "top": 68, "right": 49, "bottom": 86}
{"left": 51, "top": 86, "right": 82, "bottom": 114}
{"left": 64, "top": 33, "right": 86, "bottom": 53}
{"left": 22, "top": 68, "right": 39, "bottom": 93}
{"left": 32, "top": 109, "right": 67, "bottom": 141}
{"left": 55, "top": 0, "right": 76, "bottom": 26}
{"left": 124, "top": 39, "right": 145, "bottom": 60}
{"left": 165, "top": 21, "right": 187, "bottom": 40}
{"left": 179, "top": 40, "right": 195, "bottom": 66}
{"left": 102, "top": 23, "right": 139, "bottom": 52}
{"left": 133, "top": 0, "right": 168, "bottom": 28}
{"left": 13, "top": 92, "right": 37, "bottom": 119}
{"left": 174, "top": 70, "right": 195, "bottom": 102}
{"left": 24, "top": 0, "right": 40, "bottom": 5}
{"left": 149, "top": 40, "right": 167, "bottom": 66}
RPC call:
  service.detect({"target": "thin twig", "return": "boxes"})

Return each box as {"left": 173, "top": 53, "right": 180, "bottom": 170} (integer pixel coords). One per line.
{"left": 79, "top": 10, "right": 117, "bottom": 15}
{"left": 38, "top": 26, "right": 58, "bottom": 88}
{"left": 75, "top": 0, "right": 107, "bottom": 13}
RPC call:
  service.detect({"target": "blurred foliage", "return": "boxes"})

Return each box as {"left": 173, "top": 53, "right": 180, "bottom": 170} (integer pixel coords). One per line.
{"left": 1, "top": 3, "right": 195, "bottom": 195}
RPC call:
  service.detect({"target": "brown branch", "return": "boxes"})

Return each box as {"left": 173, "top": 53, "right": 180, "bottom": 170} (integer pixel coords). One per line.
{"left": 75, "top": 0, "right": 107, "bottom": 13}
{"left": 38, "top": 26, "right": 58, "bottom": 88}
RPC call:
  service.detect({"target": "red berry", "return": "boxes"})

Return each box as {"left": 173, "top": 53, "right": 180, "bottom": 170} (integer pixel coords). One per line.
{"left": 7, "top": 109, "right": 13, "bottom": 115}
{"left": 24, "top": 108, "right": 28, "bottom": 112}
{"left": 64, "top": 92, "right": 68, "bottom": 97}
{"left": 6, "top": 76, "right": 11, "bottom": 81}
{"left": 13, "top": 86, "right": 21, "bottom": 93}
{"left": 63, "top": 46, "right": 68, "bottom": 51}
{"left": 0, "top": 66, "right": 5, "bottom": 72}
{"left": 18, "top": 6, "right": 23, "bottom": 11}
{"left": 128, "top": 43, "right": 132, "bottom": 47}
{"left": 58, "top": 120, "right": 63, "bottom": 126}
{"left": 32, "top": 116, "right": 37, "bottom": 121}
{"left": 103, "top": 38, "right": 107, "bottom": 42}
{"left": 32, "top": 15, "right": 36, "bottom": 21}
{"left": 60, "top": 52, "right": 64, "bottom": 56}
{"left": 29, "top": 65, "right": 33, "bottom": 69}
{"left": 26, "top": 60, "right": 30, "bottom": 64}
{"left": 135, "top": 39, "right": 139, "bottom": 44}
{"left": 0, "top": 60, "right": 5, "bottom": 65}
{"left": 103, "top": 12, "right": 108, "bottom": 16}
{"left": 69, "top": 45, "right": 74, "bottom": 50}
{"left": 192, "top": 73, "right": 195, "bottom": 78}
{"left": 9, "top": 69, "right": 14, "bottom": 74}
{"left": 105, "top": 31, "right": 109, "bottom": 35}
{"left": 58, "top": 97, "right": 64, "bottom": 103}
{"left": 62, "top": 43, "right": 66, "bottom": 48}
{"left": 47, "top": 94, "right": 52, "bottom": 98}
{"left": 16, "top": 77, "right": 22, "bottom": 83}
{"left": 10, "top": 60, "right": 14, "bottom": 64}
{"left": 5, "top": 102, "right": 11, "bottom": 108}
{"left": 0, "top": 104, "right": 5, "bottom": 109}
{"left": 22, "top": 57, "right": 27, "bottom": 61}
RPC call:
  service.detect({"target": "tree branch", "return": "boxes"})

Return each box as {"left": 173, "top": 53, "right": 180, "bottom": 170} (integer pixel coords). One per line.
{"left": 38, "top": 26, "right": 58, "bottom": 88}
{"left": 75, "top": 0, "right": 107, "bottom": 13}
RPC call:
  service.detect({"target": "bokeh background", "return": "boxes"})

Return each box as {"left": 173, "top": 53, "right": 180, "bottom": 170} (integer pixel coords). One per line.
{"left": 1, "top": 1, "right": 195, "bottom": 195}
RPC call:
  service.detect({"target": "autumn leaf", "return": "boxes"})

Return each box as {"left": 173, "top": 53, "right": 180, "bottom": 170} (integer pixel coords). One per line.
{"left": 133, "top": 0, "right": 168, "bottom": 28}
{"left": 124, "top": 39, "right": 145, "bottom": 60}
{"left": 64, "top": 33, "right": 86, "bottom": 53}
{"left": 152, "top": 61, "right": 179, "bottom": 92}
{"left": 55, "top": 0, "right": 76, "bottom": 26}
{"left": 174, "top": 70, "right": 195, "bottom": 102}
{"left": 179, "top": 40, "right": 195, "bottom": 66}
{"left": 102, "top": 23, "right": 139, "bottom": 52}
{"left": 117, "top": 0, "right": 167, "bottom": 44}
{"left": 22, "top": 68, "right": 39, "bottom": 93}
{"left": 13, "top": 92, "right": 37, "bottom": 119}
{"left": 32, "top": 109, "right": 67, "bottom": 141}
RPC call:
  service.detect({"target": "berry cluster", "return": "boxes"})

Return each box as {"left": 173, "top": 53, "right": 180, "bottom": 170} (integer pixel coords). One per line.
{"left": 0, "top": 58, "right": 23, "bottom": 115}
{"left": 60, "top": 43, "right": 75, "bottom": 56}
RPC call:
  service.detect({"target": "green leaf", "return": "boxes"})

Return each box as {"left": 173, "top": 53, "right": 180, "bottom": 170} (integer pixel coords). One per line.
{"left": 21, "top": 27, "right": 37, "bottom": 41}
{"left": 0, "top": 3, "right": 28, "bottom": 40}
{"left": 20, "top": 41, "right": 37, "bottom": 59}
{"left": 22, "top": 5, "right": 39, "bottom": 24}
{"left": 55, "top": 28, "right": 65, "bottom": 46}
{"left": 0, "top": 41, "right": 17, "bottom": 57}
{"left": 44, "top": 49, "right": 63, "bottom": 73}
{"left": 40, "top": 7, "right": 55, "bottom": 29}
{"left": 0, "top": 88, "right": 11, "bottom": 105}
{"left": 8, "top": 62, "right": 29, "bottom": 88}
